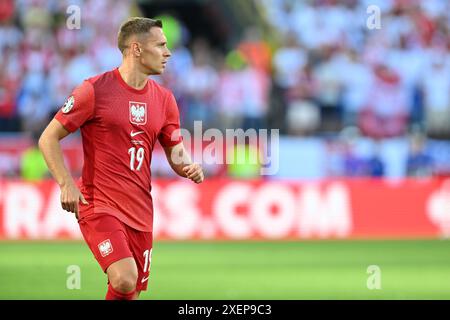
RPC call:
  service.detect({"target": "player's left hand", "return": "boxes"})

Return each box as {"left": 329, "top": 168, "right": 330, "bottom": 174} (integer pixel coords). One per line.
{"left": 183, "top": 163, "right": 204, "bottom": 184}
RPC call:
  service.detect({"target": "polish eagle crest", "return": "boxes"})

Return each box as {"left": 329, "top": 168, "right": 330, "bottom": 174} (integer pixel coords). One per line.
{"left": 129, "top": 102, "right": 147, "bottom": 125}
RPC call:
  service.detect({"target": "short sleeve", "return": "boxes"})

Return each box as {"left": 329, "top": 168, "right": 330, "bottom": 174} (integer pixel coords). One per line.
{"left": 158, "top": 92, "right": 183, "bottom": 147}
{"left": 54, "top": 80, "right": 95, "bottom": 132}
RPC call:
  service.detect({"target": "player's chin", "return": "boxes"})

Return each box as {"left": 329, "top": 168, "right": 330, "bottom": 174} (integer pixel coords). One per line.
{"left": 145, "top": 66, "right": 164, "bottom": 75}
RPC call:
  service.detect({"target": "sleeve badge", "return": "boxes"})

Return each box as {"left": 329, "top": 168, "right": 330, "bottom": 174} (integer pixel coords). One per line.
{"left": 62, "top": 96, "right": 75, "bottom": 114}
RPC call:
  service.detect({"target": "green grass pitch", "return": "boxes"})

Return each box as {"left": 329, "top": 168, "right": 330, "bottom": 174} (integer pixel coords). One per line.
{"left": 1, "top": 239, "right": 450, "bottom": 299}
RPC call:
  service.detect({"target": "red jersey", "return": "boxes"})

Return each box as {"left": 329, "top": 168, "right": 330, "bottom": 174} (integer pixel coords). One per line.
{"left": 55, "top": 68, "right": 182, "bottom": 232}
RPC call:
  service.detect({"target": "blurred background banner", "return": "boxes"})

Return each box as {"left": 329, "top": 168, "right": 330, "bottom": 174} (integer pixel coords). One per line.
{"left": 1, "top": 178, "right": 449, "bottom": 240}
{"left": 0, "top": 0, "right": 449, "bottom": 239}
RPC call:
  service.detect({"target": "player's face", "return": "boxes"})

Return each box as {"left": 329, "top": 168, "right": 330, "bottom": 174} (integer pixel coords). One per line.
{"left": 137, "top": 27, "right": 171, "bottom": 75}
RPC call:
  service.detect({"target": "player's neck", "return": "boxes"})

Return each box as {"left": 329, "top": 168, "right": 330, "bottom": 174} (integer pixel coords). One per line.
{"left": 117, "top": 64, "right": 148, "bottom": 90}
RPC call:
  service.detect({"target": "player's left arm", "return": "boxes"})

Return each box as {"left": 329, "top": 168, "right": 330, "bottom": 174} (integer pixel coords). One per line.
{"left": 163, "top": 142, "right": 204, "bottom": 183}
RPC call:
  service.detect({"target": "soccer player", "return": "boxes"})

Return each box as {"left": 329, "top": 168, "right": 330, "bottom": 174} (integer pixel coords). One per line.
{"left": 39, "top": 17, "right": 204, "bottom": 300}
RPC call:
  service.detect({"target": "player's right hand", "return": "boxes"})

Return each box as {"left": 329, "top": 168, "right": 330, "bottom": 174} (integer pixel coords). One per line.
{"left": 60, "top": 181, "right": 88, "bottom": 218}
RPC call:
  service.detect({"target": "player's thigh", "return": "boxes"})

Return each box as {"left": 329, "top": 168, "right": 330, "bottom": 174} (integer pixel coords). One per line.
{"left": 78, "top": 214, "right": 134, "bottom": 272}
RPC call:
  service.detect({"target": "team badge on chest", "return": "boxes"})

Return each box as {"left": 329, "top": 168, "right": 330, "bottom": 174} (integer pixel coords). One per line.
{"left": 129, "top": 101, "right": 147, "bottom": 125}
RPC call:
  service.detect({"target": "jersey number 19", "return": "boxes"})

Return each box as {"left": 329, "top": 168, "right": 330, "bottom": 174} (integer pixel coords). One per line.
{"left": 128, "top": 147, "right": 145, "bottom": 171}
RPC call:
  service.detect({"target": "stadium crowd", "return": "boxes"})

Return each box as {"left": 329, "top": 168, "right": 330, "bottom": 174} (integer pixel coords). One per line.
{"left": 0, "top": 0, "right": 449, "bottom": 179}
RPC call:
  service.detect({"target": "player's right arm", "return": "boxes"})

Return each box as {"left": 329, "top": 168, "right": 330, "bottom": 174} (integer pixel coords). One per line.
{"left": 39, "top": 119, "right": 88, "bottom": 216}
{"left": 39, "top": 80, "right": 94, "bottom": 217}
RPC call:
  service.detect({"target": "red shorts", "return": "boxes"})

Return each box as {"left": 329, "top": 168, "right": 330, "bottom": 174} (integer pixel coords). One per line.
{"left": 78, "top": 213, "right": 153, "bottom": 292}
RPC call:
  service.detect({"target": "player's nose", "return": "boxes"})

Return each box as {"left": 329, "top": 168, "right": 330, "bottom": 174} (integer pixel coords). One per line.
{"left": 164, "top": 47, "right": 171, "bottom": 57}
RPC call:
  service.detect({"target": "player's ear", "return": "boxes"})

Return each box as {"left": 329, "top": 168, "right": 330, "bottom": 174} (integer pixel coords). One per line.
{"left": 132, "top": 43, "right": 142, "bottom": 57}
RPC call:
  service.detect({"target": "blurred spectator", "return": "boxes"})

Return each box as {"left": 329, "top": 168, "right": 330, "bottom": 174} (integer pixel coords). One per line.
{"left": 285, "top": 63, "right": 320, "bottom": 135}
{"left": 312, "top": 46, "right": 344, "bottom": 131}
{"left": 16, "top": 71, "right": 52, "bottom": 134}
{"left": 366, "top": 144, "right": 385, "bottom": 177}
{"left": 0, "top": 0, "right": 14, "bottom": 22}
{"left": 239, "top": 61, "right": 271, "bottom": 131}
{"left": 233, "top": 27, "right": 272, "bottom": 132}
{"left": 0, "top": 47, "right": 21, "bottom": 131}
{"left": 182, "top": 39, "right": 218, "bottom": 131}
{"left": 358, "top": 64, "right": 409, "bottom": 139}
{"left": 340, "top": 49, "right": 372, "bottom": 127}
{"left": 20, "top": 132, "right": 48, "bottom": 181}
{"left": 421, "top": 49, "right": 450, "bottom": 139}
{"left": 341, "top": 127, "right": 370, "bottom": 177}
{"left": 238, "top": 26, "right": 272, "bottom": 74}
{"left": 215, "top": 51, "right": 245, "bottom": 131}
{"left": 324, "top": 138, "right": 345, "bottom": 177}
{"left": 406, "top": 131, "right": 434, "bottom": 177}
{"left": 272, "top": 32, "right": 306, "bottom": 91}
{"left": 334, "top": 126, "right": 385, "bottom": 177}
{"left": 272, "top": 32, "right": 319, "bottom": 135}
